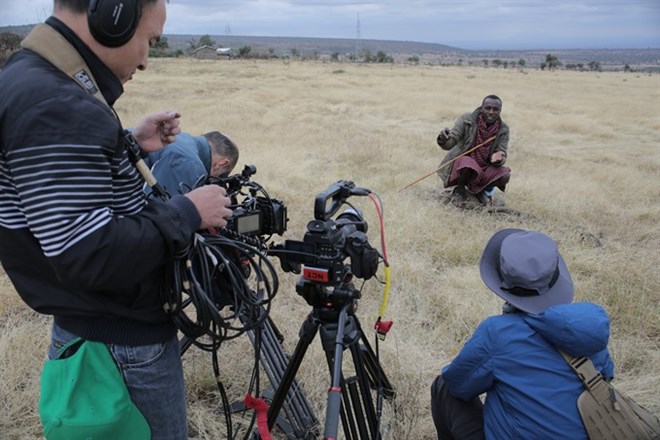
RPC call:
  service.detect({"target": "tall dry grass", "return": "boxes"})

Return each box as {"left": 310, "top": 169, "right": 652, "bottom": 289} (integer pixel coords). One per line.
{"left": 1, "top": 59, "right": 658, "bottom": 439}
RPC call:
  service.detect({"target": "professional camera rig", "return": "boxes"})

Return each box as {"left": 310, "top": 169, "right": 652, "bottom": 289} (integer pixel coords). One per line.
{"left": 270, "top": 180, "right": 380, "bottom": 307}
{"left": 266, "top": 180, "right": 395, "bottom": 440}
{"left": 207, "top": 164, "right": 288, "bottom": 242}
{"left": 162, "top": 173, "right": 394, "bottom": 439}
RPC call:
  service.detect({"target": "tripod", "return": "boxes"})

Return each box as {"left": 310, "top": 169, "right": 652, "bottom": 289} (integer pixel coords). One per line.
{"left": 180, "top": 306, "right": 319, "bottom": 439}
{"left": 265, "top": 282, "right": 395, "bottom": 440}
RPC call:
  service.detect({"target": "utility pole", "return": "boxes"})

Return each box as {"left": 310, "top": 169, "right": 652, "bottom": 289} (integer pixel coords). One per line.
{"left": 354, "top": 12, "right": 361, "bottom": 62}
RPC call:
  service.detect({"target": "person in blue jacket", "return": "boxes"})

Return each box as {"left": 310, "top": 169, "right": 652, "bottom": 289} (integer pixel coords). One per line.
{"left": 145, "top": 131, "right": 239, "bottom": 198}
{"left": 431, "top": 229, "right": 614, "bottom": 439}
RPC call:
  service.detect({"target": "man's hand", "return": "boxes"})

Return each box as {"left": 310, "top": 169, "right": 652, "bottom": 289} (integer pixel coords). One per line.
{"left": 133, "top": 110, "right": 182, "bottom": 152}
{"left": 491, "top": 151, "right": 506, "bottom": 164}
{"left": 438, "top": 128, "right": 453, "bottom": 142}
{"left": 185, "top": 185, "right": 233, "bottom": 230}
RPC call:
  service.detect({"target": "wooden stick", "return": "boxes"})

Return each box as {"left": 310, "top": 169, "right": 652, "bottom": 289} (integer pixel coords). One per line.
{"left": 402, "top": 135, "right": 497, "bottom": 190}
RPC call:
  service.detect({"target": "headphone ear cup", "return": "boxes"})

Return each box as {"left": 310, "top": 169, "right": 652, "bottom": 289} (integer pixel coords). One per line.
{"left": 88, "top": 0, "right": 141, "bottom": 47}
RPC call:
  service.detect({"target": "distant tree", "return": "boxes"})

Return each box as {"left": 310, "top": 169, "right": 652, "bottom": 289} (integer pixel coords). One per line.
{"left": 517, "top": 58, "right": 526, "bottom": 69}
{"left": 576, "top": 63, "right": 584, "bottom": 71}
{"left": 361, "top": 49, "right": 373, "bottom": 62}
{"left": 408, "top": 54, "right": 420, "bottom": 64}
{"left": 374, "top": 50, "right": 393, "bottom": 63}
{"left": 290, "top": 48, "right": 300, "bottom": 59}
{"left": 588, "top": 61, "right": 601, "bottom": 72}
{"left": 149, "top": 36, "right": 170, "bottom": 57}
{"left": 624, "top": 64, "right": 633, "bottom": 73}
{"left": 198, "top": 34, "right": 216, "bottom": 48}
{"left": 187, "top": 37, "right": 198, "bottom": 53}
{"left": 492, "top": 59, "right": 502, "bottom": 68}
{"left": 564, "top": 64, "right": 577, "bottom": 71}
{"left": 153, "top": 36, "right": 169, "bottom": 50}
{"left": 237, "top": 46, "right": 252, "bottom": 58}
{"left": 545, "top": 53, "right": 561, "bottom": 70}
{"left": 0, "top": 32, "right": 22, "bottom": 65}
{"left": 503, "top": 61, "right": 508, "bottom": 69}
{"left": 331, "top": 52, "right": 340, "bottom": 61}
{"left": 0, "top": 32, "right": 22, "bottom": 51}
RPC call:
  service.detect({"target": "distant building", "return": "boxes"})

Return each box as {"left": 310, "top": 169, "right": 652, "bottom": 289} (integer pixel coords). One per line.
{"left": 216, "top": 47, "right": 232, "bottom": 59}
{"left": 192, "top": 45, "right": 217, "bottom": 60}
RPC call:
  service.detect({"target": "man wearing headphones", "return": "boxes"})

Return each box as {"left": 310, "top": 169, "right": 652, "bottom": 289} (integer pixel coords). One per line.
{"left": 0, "top": 1, "right": 232, "bottom": 438}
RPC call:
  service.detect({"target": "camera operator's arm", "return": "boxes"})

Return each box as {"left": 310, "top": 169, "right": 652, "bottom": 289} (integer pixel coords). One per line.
{"left": 132, "top": 110, "right": 181, "bottom": 152}
{"left": 185, "top": 185, "right": 232, "bottom": 230}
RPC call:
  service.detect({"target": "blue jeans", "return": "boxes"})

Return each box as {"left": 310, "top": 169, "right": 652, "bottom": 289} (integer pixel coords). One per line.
{"left": 49, "top": 322, "right": 188, "bottom": 439}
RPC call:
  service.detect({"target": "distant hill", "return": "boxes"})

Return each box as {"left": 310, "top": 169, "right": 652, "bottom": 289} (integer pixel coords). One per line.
{"left": 2, "top": 24, "right": 659, "bottom": 71}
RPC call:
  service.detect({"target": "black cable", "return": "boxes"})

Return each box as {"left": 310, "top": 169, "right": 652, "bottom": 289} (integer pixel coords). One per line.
{"left": 161, "top": 231, "right": 279, "bottom": 348}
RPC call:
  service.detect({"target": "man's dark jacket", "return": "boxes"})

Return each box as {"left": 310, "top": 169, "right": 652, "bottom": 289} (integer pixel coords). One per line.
{"left": 0, "top": 18, "right": 199, "bottom": 345}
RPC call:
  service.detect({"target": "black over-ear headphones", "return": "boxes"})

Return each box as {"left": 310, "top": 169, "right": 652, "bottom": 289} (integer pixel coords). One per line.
{"left": 88, "top": 0, "right": 142, "bottom": 47}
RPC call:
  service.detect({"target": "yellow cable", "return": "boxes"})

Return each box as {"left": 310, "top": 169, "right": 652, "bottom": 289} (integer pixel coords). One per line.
{"left": 378, "top": 265, "right": 391, "bottom": 319}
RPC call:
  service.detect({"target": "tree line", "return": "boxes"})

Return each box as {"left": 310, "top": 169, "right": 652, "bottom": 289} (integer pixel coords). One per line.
{"left": 0, "top": 32, "right": 641, "bottom": 72}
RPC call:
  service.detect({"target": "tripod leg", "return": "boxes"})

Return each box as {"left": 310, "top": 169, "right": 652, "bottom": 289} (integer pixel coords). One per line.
{"left": 354, "top": 316, "right": 396, "bottom": 400}
{"left": 247, "top": 311, "right": 318, "bottom": 437}
{"left": 323, "top": 349, "right": 360, "bottom": 440}
{"left": 322, "top": 302, "right": 351, "bottom": 440}
{"left": 267, "top": 312, "right": 320, "bottom": 433}
{"left": 347, "top": 337, "right": 380, "bottom": 438}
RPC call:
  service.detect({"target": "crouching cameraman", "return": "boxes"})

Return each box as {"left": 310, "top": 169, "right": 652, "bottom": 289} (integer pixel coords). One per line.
{"left": 145, "top": 130, "right": 240, "bottom": 198}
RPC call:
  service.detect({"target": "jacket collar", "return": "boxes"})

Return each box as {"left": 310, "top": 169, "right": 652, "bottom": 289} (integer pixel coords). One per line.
{"left": 45, "top": 17, "right": 124, "bottom": 106}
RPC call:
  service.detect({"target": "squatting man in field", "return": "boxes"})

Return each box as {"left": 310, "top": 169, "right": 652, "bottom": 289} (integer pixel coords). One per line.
{"left": 430, "top": 229, "right": 614, "bottom": 439}
{"left": 437, "top": 95, "right": 511, "bottom": 207}
{"left": 0, "top": 0, "right": 233, "bottom": 438}
{"left": 145, "top": 130, "right": 240, "bottom": 198}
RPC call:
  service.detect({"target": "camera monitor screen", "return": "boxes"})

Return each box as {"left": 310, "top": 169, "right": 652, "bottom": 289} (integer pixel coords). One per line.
{"left": 236, "top": 212, "right": 261, "bottom": 235}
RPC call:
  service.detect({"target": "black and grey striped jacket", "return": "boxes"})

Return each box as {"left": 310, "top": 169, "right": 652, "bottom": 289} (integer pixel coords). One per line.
{"left": 0, "top": 18, "right": 199, "bottom": 345}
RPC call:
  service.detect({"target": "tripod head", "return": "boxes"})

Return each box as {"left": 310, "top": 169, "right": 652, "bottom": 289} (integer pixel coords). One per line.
{"left": 269, "top": 180, "right": 379, "bottom": 309}
{"left": 295, "top": 265, "right": 361, "bottom": 310}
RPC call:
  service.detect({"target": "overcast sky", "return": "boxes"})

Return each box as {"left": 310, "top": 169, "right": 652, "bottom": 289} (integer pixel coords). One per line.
{"left": 0, "top": 0, "right": 658, "bottom": 50}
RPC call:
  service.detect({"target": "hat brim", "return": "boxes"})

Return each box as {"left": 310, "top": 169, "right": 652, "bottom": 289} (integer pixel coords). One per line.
{"left": 479, "top": 229, "right": 574, "bottom": 314}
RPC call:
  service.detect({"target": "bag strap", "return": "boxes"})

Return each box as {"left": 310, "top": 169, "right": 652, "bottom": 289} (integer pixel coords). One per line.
{"left": 558, "top": 349, "right": 613, "bottom": 405}
{"left": 21, "top": 23, "right": 108, "bottom": 107}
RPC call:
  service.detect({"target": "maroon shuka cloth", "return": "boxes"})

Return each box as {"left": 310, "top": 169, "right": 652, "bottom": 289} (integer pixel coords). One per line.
{"left": 448, "top": 114, "right": 511, "bottom": 193}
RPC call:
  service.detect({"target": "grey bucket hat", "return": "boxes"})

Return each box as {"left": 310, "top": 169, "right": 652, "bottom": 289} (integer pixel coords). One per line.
{"left": 479, "top": 229, "right": 574, "bottom": 314}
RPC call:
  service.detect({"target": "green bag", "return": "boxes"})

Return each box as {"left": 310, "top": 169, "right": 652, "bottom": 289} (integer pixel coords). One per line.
{"left": 39, "top": 338, "right": 151, "bottom": 440}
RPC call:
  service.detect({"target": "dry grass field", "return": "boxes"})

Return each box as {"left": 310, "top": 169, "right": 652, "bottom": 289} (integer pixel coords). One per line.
{"left": 1, "top": 58, "right": 659, "bottom": 439}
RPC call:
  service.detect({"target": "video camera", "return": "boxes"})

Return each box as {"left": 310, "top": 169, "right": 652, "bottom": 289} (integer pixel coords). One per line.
{"left": 272, "top": 180, "right": 380, "bottom": 307}
{"left": 207, "top": 164, "right": 288, "bottom": 240}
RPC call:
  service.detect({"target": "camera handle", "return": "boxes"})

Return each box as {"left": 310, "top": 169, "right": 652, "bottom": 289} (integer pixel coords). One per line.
{"left": 265, "top": 288, "right": 395, "bottom": 439}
